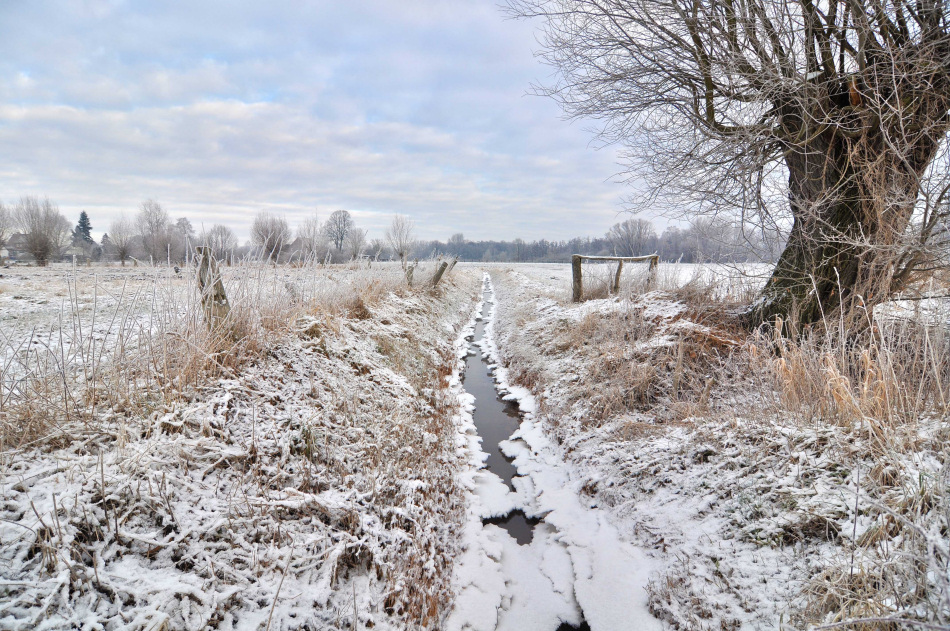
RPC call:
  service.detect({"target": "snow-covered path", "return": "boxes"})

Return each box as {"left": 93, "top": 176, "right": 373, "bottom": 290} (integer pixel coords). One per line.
{"left": 447, "top": 275, "right": 662, "bottom": 631}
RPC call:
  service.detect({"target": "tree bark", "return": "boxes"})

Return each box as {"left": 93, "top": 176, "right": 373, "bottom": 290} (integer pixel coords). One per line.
{"left": 749, "top": 91, "right": 948, "bottom": 330}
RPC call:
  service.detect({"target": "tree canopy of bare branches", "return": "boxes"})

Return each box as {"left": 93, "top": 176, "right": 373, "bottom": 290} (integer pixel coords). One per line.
{"left": 324, "top": 210, "right": 353, "bottom": 252}
{"left": 251, "top": 211, "right": 290, "bottom": 261}
{"left": 202, "top": 224, "right": 238, "bottom": 264}
{"left": 109, "top": 215, "right": 135, "bottom": 266}
{"left": 345, "top": 227, "right": 368, "bottom": 259}
{"left": 608, "top": 218, "right": 658, "bottom": 257}
{"left": 385, "top": 215, "right": 415, "bottom": 267}
{"left": 136, "top": 200, "right": 172, "bottom": 263}
{"left": 296, "top": 213, "right": 327, "bottom": 260}
{"left": 0, "top": 201, "right": 11, "bottom": 253}
{"left": 13, "top": 196, "right": 70, "bottom": 266}
{"left": 510, "top": 0, "right": 950, "bottom": 327}
{"left": 367, "top": 238, "right": 387, "bottom": 260}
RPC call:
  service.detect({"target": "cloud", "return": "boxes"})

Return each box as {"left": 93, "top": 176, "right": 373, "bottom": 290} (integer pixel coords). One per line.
{"left": 0, "top": 0, "right": 635, "bottom": 242}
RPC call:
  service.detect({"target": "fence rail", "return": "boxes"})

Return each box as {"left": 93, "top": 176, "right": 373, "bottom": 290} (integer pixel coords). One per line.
{"left": 571, "top": 254, "right": 659, "bottom": 302}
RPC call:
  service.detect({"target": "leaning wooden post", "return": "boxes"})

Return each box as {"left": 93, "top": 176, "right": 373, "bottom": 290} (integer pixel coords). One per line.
{"left": 647, "top": 254, "right": 659, "bottom": 290}
{"left": 430, "top": 260, "right": 449, "bottom": 287}
{"left": 196, "top": 246, "right": 231, "bottom": 332}
{"left": 447, "top": 257, "right": 458, "bottom": 273}
{"left": 571, "top": 254, "right": 583, "bottom": 302}
{"left": 613, "top": 260, "right": 624, "bottom": 294}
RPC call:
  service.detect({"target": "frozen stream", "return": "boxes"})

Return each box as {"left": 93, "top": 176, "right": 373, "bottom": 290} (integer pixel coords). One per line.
{"left": 448, "top": 275, "right": 662, "bottom": 631}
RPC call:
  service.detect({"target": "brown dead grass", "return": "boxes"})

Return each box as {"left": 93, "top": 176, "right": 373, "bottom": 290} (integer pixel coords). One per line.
{"left": 496, "top": 267, "right": 950, "bottom": 629}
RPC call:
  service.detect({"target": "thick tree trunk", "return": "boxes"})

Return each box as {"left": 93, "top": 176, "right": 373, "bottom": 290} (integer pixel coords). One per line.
{"left": 747, "top": 102, "right": 943, "bottom": 331}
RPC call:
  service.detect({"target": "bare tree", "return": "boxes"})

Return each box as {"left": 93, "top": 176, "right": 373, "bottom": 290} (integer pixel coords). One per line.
{"left": 136, "top": 200, "right": 172, "bottom": 263}
{"left": 251, "top": 211, "right": 290, "bottom": 261}
{"left": 323, "top": 210, "right": 353, "bottom": 252}
{"left": 607, "top": 219, "right": 657, "bottom": 257}
{"left": 13, "top": 196, "right": 70, "bottom": 266}
{"left": 109, "top": 214, "right": 135, "bottom": 266}
{"left": 345, "top": 227, "right": 368, "bottom": 259}
{"left": 448, "top": 232, "right": 466, "bottom": 258}
{"left": 202, "top": 224, "right": 238, "bottom": 263}
{"left": 385, "top": 214, "right": 415, "bottom": 267}
{"left": 367, "top": 238, "right": 387, "bottom": 260}
{"left": 173, "top": 217, "right": 195, "bottom": 262}
{"left": 296, "top": 213, "right": 326, "bottom": 260}
{"left": 513, "top": 238, "right": 527, "bottom": 262}
{"left": 0, "top": 201, "right": 11, "bottom": 254}
{"left": 511, "top": 0, "right": 950, "bottom": 327}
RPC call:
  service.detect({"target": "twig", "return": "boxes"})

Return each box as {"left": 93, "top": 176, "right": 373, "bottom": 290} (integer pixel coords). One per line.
{"left": 265, "top": 546, "right": 294, "bottom": 631}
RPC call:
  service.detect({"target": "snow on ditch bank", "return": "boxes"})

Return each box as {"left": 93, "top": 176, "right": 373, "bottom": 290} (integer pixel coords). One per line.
{"left": 486, "top": 266, "right": 950, "bottom": 629}
{"left": 447, "top": 274, "right": 662, "bottom": 631}
{"left": 0, "top": 271, "right": 479, "bottom": 631}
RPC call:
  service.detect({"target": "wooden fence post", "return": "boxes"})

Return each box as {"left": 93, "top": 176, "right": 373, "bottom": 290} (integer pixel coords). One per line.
{"left": 196, "top": 246, "right": 231, "bottom": 332}
{"left": 571, "top": 254, "right": 583, "bottom": 302}
{"left": 406, "top": 263, "right": 415, "bottom": 287}
{"left": 447, "top": 257, "right": 458, "bottom": 274}
{"left": 648, "top": 254, "right": 659, "bottom": 290}
{"left": 613, "top": 260, "right": 624, "bottom": 294}
{"left": 430, "top": 260, "right": 449, "bottom": 287}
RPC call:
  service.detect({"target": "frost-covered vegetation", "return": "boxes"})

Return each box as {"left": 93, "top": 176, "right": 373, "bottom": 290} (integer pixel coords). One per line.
{"left": 2, "top": 260, "right": 947, "bottom": 630}
{"left": 489, "top": 264, "right": 950, "bottom": 629}
{"left": 0, "top": 260, "right": 477, "bottom": 630}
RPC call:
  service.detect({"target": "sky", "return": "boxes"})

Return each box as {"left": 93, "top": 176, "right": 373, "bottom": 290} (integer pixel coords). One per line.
{"left": 0, "top": 0, "right": 637, "bottom": 243}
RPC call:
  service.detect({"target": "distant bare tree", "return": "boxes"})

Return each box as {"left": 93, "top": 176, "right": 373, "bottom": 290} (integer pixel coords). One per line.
{"left": 109, "top": 215, "right": 135, "bottom": 265}
{"left": 251, "top": 211, "right": 290, "bottom": 261}
{"left": 13, "top": 196, "right": 70, "bottom": 266}
{"left": 202, "top": 224, "right": 238, "bottom": 263}
{"left": 175, "top": 217, "right": 195, "bottom": 241}
{"left": 324, "top": 210, "right": 353, "bottom": 252}
{"left": 296, "top": 213, "right": 326, "bottom": 260}
{"left": 136, "top": 200, "right": 172, "bottom": 263}
{"left": 173, "top": 217, "right": 195, "bottom": 261}
{"left": 385, "top": 215, "right": 415, "bottom": 267}
{"left": 345, "top": 227, "right": 368, "bottom": 259}
{"left": 513, "top": 238, "right": 526, "bottom": 262}
{"left": 607, "top": 219, "right": 657, "bottom": 257}
{"left": 448, "top": 232, "right": 466, "bottom": 257}
{"left": 367, "top": 238, "right": 387, "bottom": 260}
{"left": 0, "top": 201, "right": 11, "bottom": 254}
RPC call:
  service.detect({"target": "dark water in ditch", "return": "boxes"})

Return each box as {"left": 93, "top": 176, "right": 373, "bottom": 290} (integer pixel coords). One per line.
{"left": 462, "top": 295, "right": 539, "bottom": 546}
{"left": 463, "top": 285, "right": 591, "bottom": 631}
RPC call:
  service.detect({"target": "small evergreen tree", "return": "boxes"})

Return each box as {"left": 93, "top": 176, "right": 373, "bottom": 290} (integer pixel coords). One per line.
{"left": 73, "top": 211, "right": 93, "bottom": 245}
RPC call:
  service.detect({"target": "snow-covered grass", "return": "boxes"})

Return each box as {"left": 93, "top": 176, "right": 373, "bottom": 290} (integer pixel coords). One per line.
{"left": 4, "top": 258, "right": 947, "bottom": 629}
{"left": 0, "top": 260, "right": 478, "bottom": 630}
{"left": 0, "top": 260, "right": 446, "bottom": 451}
{"left": 487, "top": 264, "right": 950, "bottom": 629}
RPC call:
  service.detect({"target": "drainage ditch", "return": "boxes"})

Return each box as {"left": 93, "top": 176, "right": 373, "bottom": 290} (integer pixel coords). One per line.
{"left": 462, "top": 280, "right": 591, "bottom": 631}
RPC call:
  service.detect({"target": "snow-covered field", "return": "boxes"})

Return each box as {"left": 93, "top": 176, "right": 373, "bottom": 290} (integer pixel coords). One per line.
{"left": 2, "top": 261, "right": 948, "bottom": 630}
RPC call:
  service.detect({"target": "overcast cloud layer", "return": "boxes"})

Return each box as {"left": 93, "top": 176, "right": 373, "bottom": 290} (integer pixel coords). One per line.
{"left": 0, "top": 0, "right": 630, "bottom": 242}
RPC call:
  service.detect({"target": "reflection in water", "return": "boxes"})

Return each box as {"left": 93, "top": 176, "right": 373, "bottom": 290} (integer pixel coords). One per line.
{"left": 483, "top": 510, "right": 541, "bottom": 545}
{"left": 462, "top": 290, "right": 537, "bottom": 544}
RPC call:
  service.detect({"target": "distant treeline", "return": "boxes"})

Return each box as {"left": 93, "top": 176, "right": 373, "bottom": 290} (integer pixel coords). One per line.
{"left": 0, "top": 195, "right": 781, "bottom": 266}
{"left": 418, "top": 218, "right": 781, "bottom": 264}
